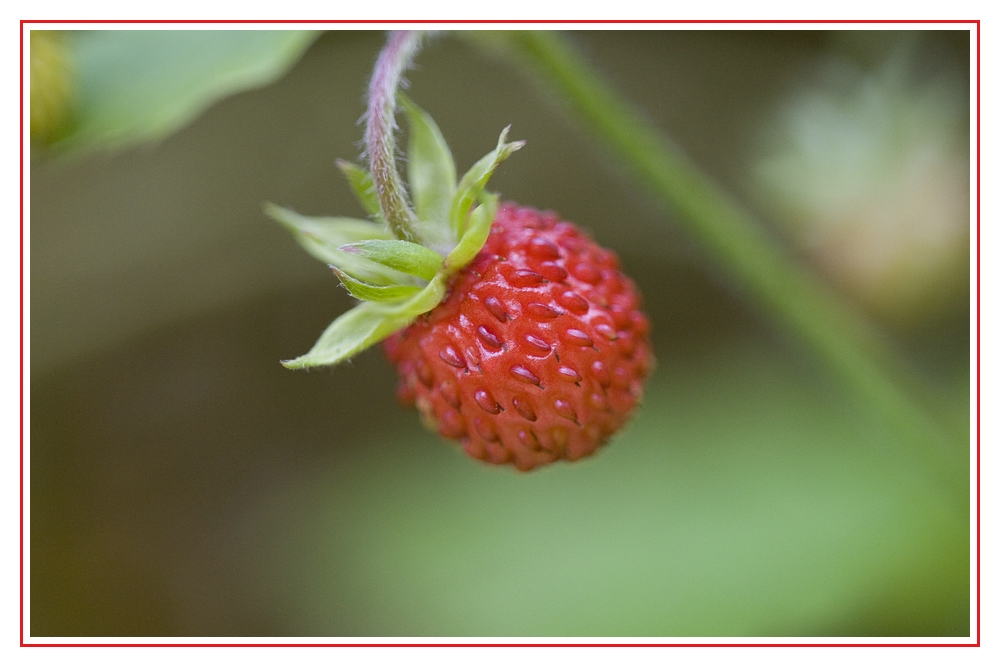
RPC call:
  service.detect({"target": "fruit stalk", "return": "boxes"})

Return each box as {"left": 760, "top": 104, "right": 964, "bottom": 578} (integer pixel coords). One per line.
{"left": 365, "top": 30, "right": 423, "bottom": 244}
{"left": 271, "top": 32, "right": 525, "bottom": 374}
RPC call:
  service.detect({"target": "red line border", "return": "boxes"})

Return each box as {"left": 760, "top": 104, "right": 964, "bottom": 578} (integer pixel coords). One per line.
{"left": 19, "top": 18, "right": 981, "bottom": 649}
{"left": 975, "top": 17, "right": 981, "bottom": 649}
{"left": 18, "top": 19, "right": 983, "bottom": 24}
{"left": 14, "top": 642, "right": 985, "bottom": 648}
{"left": 19, "top": 20, "right": 26, "bottom": 652}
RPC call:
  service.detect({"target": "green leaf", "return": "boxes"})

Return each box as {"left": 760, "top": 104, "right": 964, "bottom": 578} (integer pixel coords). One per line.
{"left": 283, "top": 275, "right": 447, "bottom": 368}
{"left": 340, "top": 239, "right": 444, "bottom": 281}
{"left": 266, "top": 204, "right": 413, "bottom": 285}
{"left": 333, "top": 268, "right": 423, "bottom": 303}
{"left": 55, "top": 30, "right": 322, "bottom": 155}
{"left": 450, "top": 127, "right": 524, "bottom": 236}
{"left": 336, "top": 160, "right": 382, "bottom": 218}
{"left": 445, "top": 192, "right": 498, "bottom": 271}
{"left": 399, "top": 94, "right": 456, "bottom": 236}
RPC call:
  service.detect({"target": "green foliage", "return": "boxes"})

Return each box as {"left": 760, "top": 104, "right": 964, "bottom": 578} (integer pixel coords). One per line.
{"left": 399, "top": 93, "right": 457, "bottom": 232}
{"left": 266, "top": 204, "right": 409, "bottom": 285}
{"left": 277, "top": 97, "right": 520, "bottom": 369}
{"left": 337, "top": 160, "right": 383, "bottom": 218}
{"left": 280, "top": 301, "right": 414, "bottom": 370}
{"left": 50, "top": 30, "right": 320, "bottom": 154}
{"left": 281, "top": 274, "right": 447, "bottom": 369}
{"left": 341, "top": 240, "right": 444, "bottom": 281}
{"left": 444, "top": 192, "right": 498, "bottom": 270}
{"left": 332, "top": 268, "right": 424, "bottom": 302}
{"left": 450, "top": 127, "right": 525, "bottom": 236}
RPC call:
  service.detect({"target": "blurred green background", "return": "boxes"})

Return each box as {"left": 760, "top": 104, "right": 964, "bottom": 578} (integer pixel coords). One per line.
{"left": 29, "top": 30, "right": 971, "bottom": 637}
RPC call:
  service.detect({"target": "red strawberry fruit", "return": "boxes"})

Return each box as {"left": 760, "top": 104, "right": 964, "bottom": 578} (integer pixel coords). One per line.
{"left": 384, "top": 203, "right": 652, "bottom": 470}
{"left": 270, "top": 93, "right": 653, "bottom": 470}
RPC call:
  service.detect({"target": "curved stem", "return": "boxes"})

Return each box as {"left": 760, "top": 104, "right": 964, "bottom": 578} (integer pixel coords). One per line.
{"left": 491, "top": 30, "right": 967, "bottom": 504}
{"left": 366, "top": 30, "right": 423, "bottom": 243}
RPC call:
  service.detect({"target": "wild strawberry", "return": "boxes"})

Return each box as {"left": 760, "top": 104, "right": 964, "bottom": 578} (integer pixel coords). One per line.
{"left": 384, "top": 203, "right": 652, "bottom": 470}
{"left": 270, "top": 88, "right": 653, "bottom": 471}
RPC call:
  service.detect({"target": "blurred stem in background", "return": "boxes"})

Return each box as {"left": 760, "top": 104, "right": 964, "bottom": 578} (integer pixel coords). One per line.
{"left": 467, "top": 30, "right": 968, "bottom": 507}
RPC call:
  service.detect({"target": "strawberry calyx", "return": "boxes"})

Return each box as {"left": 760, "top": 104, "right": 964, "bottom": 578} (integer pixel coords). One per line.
{"left": 268, "top": 96, "right": 523, "bottom": 369}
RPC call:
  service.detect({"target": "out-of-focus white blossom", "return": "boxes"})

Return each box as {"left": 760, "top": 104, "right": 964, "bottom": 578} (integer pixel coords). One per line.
{"left": 753, "top": 54, "right": 970, "bottom": 324}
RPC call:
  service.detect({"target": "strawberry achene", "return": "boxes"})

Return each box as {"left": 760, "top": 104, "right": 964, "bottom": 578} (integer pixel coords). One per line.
{"left": 384, "top": 203, "right": 653, "bottom": 471}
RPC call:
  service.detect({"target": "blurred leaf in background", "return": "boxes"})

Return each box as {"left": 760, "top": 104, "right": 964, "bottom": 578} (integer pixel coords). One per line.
{"left": 32, "top": 30, "right": 321, "bottom": 154}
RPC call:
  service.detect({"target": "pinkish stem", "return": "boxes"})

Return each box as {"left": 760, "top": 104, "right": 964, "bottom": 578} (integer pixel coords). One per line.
{"left": 365, "top": 30, "right": 423, "bottom": 243}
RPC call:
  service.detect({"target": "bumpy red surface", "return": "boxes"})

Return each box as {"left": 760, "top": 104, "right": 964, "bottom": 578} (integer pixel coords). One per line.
{"left": 383, "top": 203, "right": 653, "bottom": 471}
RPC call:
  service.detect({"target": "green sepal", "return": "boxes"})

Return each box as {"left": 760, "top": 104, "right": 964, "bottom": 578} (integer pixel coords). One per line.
{"left": 281, "top": 302, "right": 410, "bottom": 369}
{"left": 279, "top": 101, "right": 523, "bottom": 369}
{"left": 450, "top": 127, "right": 525, "bottom": 236}
{"left": 444, "top": 192, "right": 498, "bottom": 271}
{"left": 282, "top": 274, "right": 447, "bottom": 369}
{"left": 266, "top": 204, "right": 413, "bottom": 285}
{"left": 335, "top": 160, "right": 382, "bottom": 218}
{"left": 333, "top": 267, "right": 423, "bottom": 302}
{"left": 340, "top": 239, "right": 444, "bottom": 281}
{"left": 399, "top": 94, "right": 456, "bottom": 238}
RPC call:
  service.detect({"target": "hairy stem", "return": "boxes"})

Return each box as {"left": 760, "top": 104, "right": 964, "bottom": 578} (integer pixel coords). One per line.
{"left": 366, "top": 30, "right": 423, "bottom": 243}
{"left": 492, "top": 30, "right": 967, "bottom": 503}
